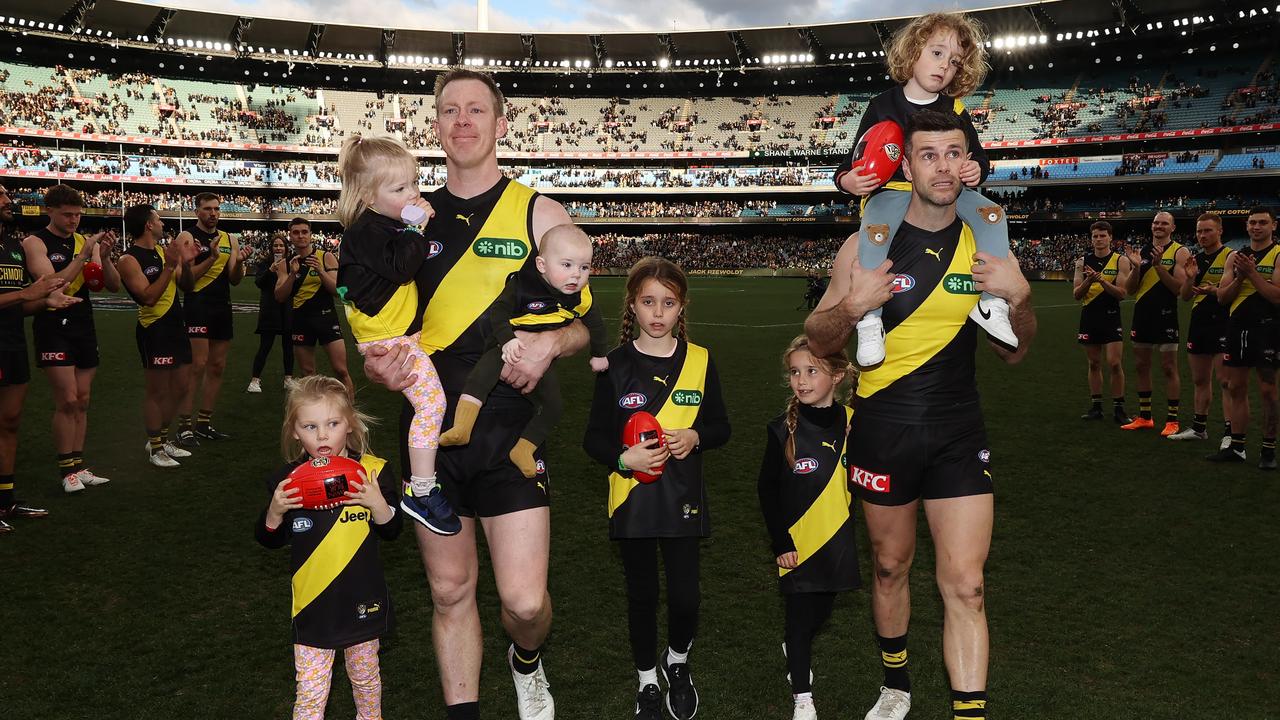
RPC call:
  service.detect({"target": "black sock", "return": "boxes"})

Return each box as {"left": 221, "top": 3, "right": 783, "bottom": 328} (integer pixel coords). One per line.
{"left": 1089, "top": 394, "right": 1102, "bottom": 410}
{"left": 57, "top": 452, "right": 76, "bottom": 479}
{"left": 952, "top": 689, "right": 988, "bottom": 719}
{"left": 1232, "top": 433, "right": 1246, "bottom": 452}
{"left": 1193, "top": 413, "right": 1207, "bottom": 434}
{"left": 179, "top": 414, "right": 193, "bottom": 433}
{"left": 877, "top": 633, "right": 910, "bottom": 693}
{"left": 511, "top": 643, "right": 542, "bottom": 675}
{"left": 0, "top": 473, "right": 14, "bottom": 508}
{"left": 1112, "top": 396, "right": 1125, "bottom": 409}
{"left": 1263, "top": 437, "right": 1276, "bottom": 457}
{"left": 1138, "top": 391, "right": 1152, "bottom": 420}
{"left": 72, "top": 451, "right": 84, "bottom": 471}
{"left": 445, "top": 702, "right": 480, "bottom": 720}
{"left": 196, "top": 410, "right": 212, "bottom": 431}
{"left": 1166, "top": 399, "right": 1180, "bottom": 423}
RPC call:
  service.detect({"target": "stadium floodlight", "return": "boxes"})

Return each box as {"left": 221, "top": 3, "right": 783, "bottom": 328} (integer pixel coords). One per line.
{"left": 605, "top": 58, "right": 614, "bottom": 67}
{"left": 993, "top": 38, "right": 1004, "bottom": 49}
{"left": 659, "top": 57, "right": 669, "bottom": 68}
{"left": 1055, "top": 32, "right": 1062, "bottom": 40}
{"left": 1075, "top": 31, "right": 1083, "bottom": 39}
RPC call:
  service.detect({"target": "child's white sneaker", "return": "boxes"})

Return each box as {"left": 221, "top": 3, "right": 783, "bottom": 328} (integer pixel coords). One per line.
{"left": 969, "top": 296, "right": 1018, "bottom": 348}
{"left": 855, "top": 315, "right": 886, "bottom": 367}
{"left": 793, "top": 696, "right": 817, "bottom": 720}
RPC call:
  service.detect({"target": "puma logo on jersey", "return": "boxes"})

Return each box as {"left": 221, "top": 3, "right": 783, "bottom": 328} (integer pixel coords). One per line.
{"left": 820, "top": 440, "right": 838, "bottom": 453}
{"left": 924, "top": 247, "right": 943, "bottom": 262}
{"left": 652, "top": 375, "right": 668, "bottom": 386}
{"left": 456, "top": 213, "right": 474, "bottom": 226}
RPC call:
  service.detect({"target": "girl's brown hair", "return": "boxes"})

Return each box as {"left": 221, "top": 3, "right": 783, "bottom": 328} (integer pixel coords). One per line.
{"left": 781, "top": 335, "right": 854, "bottom": 467}
{"left": 280, "top": 375, "right": 375, "bottom": 461}
{"left": 335, "top": 133, "right": 420, "bottom": 228}
{"left": 619, "top": 256, "right": 690, "bottom": 345}
{"left": 886, "top": 12, "right": 990, "bottom": 99}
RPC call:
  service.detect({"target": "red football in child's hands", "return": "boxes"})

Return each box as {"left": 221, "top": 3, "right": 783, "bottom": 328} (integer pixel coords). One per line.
{"left": 852, "top": 120, "right": 905, "bottom": 187}
{"left": 82, "top": 262, "right": 105, "bottom": 292}
{"left": 623, "top": 411, "right": 666, "bottom": 484}
{"left": 284, "top": 455, "right": 365, "bottom": 510}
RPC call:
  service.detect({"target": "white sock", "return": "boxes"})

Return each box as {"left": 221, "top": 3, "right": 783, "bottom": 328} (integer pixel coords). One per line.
{"left": 666, "top": 647, "right": 689, "bottom": 665}
{"left": 409, "top": 474, "right": 437, "bottom": 496}
{"left": 793, "top": 692, "right": 813, "bottom": 705}
{"left": 638, "top": 667, "right": 658, "bottom": 689}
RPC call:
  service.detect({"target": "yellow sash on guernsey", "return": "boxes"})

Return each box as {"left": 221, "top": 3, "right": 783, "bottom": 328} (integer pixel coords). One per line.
{"left": 1135, "top": 242, "right": 1181, "bottom": 301}
{"left": 290, "top": 454, "right": 387, "bottom": 618}
{"left": 419, "top": 182, "right": 537, "bottom": 354}
{"left": 1081, "top": 253, "right": 1121, "bottom": 306}
{"left": 1230, "top": 245, "right": 1280, "bottom": 314}
{"left": 292, "top": 249, "right": 327, "bottom": 309}
{"left": 60, "top": 233, "right": 87, "bottom": 298}
{"left": 1194, "top": 248, "right": 1231, "bottom": 308}
{"left": 608, "top": 343, "right": 710, "bottom": 518}
{"left": 192, "top": 230, "right": 231, "bottom": 292}
{"left": 858, "top": 224, "right": 977, "bottom": 399}
{"left": 510, "top": 284, "right": 594, "bottom": 328}
{"left": 780, "top": 405, "right": 854, "bottom": 577}
{"left": 139, "top": 255, "right": 177, "bottom": 328}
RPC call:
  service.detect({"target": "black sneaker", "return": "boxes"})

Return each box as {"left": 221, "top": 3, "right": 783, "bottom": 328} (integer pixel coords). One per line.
{"left": 660, "top": 649, "right": 699, "bottom": 720}
{"left": 1113, "top": 406, "right": 1131, "bottom": 424}
{"left": 1081, "top": 406, "right": 1104, "bottom": 420}
{"left": 0, "top": 502, "right": 49, "bottom": 519}
{"left": 635, "top": 683, "right": 662, "bottom": 720}
{"left": 1206, "top": 447, "right": 1246, "bottom": 463}
{"left": 194, "top": 425, "right": 231, "bottom": 441}
{"left": 399, "top": 484, "right": 462, "bottom": 536}
{"left": 175, "top": 430, "right": 201, "bottom": 448}
{"left": 1260, "top": 454, "right": 1277, "bottom": 471}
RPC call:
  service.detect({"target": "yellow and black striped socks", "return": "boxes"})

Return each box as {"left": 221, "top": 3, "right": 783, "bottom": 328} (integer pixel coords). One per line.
{"left": 196, "top": 410, "right": 213, "bottom": 432}
{"left": 1262, "top": 437, "right": 1276, "bottom": 460}
{"left": 952, "top": 689, "right": 988, "bottom": 719}
{"left": 1138, "top": 391, "right": 1152, "bottom": 420}
{"left": 1166, "top": 399, "right": 1180, "bottom": 424}
{"left": 0, "top": 473, "right": 14, "bottom": 508}
{"left": 57, "top": 452, "right": 76, "bottom": 479}
{"left": 1088, "top": 394, "right": 1102, "bottom": 412}
{"left": 147, "top": 429, "right": 164, "bottom": 454}
{"left": 511, "top": 643, "right": 542, "bottom": 675}
{"left": 178, "top": 414, "right": 193, "bottom": 433}
{"left": 877, "top": 633, "right": 910, "bottom": 692}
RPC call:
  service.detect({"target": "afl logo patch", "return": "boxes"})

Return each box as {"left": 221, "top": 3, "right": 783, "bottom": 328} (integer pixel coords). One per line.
{"left": 50, "top": 253, "right": 67, "bottom": 264}
{"left": 144, "top": 265, "right": 161, "bottom": 277}
{"left": 884, "top": 143, "right": 901, "bottom": 163}
{"left": 426, "top": 240, "right": 443, "bottom": 259}
{"left": 291, "top": 517, "right": 314, "bottom": 533}
{"left": 891, "top": 274, "right": 915, "bottom": 293}
{"left": 526, "top": 301, "right": 547, "bottom": 311}
{"left": 793, "top": 457, "right": 819, "bottom": 474}
{"left": 619, "top": 392, "right": 647, "bottom": 409}
{"left": 978, "top": 449, "right": 990, "bottom": 463}
{"left": 535, "top": 459, "right": 546, "bottom": 475}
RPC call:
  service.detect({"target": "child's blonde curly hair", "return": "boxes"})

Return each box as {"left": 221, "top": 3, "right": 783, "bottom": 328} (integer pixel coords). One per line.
{"left": 886, "top": 12, "right": 990, "bottom": 99}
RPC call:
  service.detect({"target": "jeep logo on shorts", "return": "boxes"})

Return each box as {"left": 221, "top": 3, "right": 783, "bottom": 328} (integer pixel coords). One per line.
{"left": 671, "top": 390, "right": 702, "bottom": 406}
{"left": 472, "top": 238, "right": 528, "bottom": 259}
{"left": 619, "top": 392, "right": 647, "bottom": 409}
{"left": 793, "top": 457, "right": 819, "bottom": 474}
{"left": 943, "top": 273, "right": 980, "bottom": 295}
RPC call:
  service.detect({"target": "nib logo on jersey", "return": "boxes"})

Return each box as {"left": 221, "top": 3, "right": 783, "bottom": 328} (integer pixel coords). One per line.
{"left": 943, "top": 273, "right": 980, "bottom": 295}
{"left": 472, "top": 237, "right": 528, "bottom": 259}
{"left": 670, "top": 389, "right": 702, "bottom": 406}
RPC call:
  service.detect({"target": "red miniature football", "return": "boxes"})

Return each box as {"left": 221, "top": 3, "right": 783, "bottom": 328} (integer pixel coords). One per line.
{"left": 82, "top": 261, "right": 105, "bottom": 292}
{"left": 285, "top": 455, "right": 365, "bottom": 510}
{"left": 623, "top": 411, "right": 666, "bottom": 484}
{"left": 851, "top": 120, "right": 905, "bottom": 187}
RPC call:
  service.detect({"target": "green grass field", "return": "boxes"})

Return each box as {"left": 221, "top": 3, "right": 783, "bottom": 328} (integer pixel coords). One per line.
{"left": 3, "top": 277, "right": 1279, "bottom": 719}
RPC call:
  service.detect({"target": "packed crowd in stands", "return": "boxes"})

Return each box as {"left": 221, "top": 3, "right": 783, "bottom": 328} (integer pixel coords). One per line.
{"left": 590, "top": 233, "right": 843, "bottom": 271}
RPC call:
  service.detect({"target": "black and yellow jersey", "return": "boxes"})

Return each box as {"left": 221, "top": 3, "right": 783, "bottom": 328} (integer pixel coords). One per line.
{"left": 0, "top": 234, "right": 28, "bottom": 345}
{"left": 255, "top": 452, "right": 403, "bottom": 650}
{"left": 338, "top": 209, "right": 428, "bottom": 343}
{"left": 1229, "top": 242, "right": 1280, "bottom": 320}
{"left": 1080, "top": 251, "right": 1121, "bottom": 310}
{"left": 123, "top": 244, "right": 182, "bottom": 329}
{"left": 1133, "top": 240, "right": 1183, "bottom": 311}
{"left": 758, "top": 402, "right": 861, "bottom": 595}
{"left": 290, "top": 248, "right": 338, "bottom": 314}
{"left": 1191, "top": 245, "right": 1231, "bottom": 316}
{"left": 856, "top": 219, "right": 981, "bottom": 423}
{"left": 490, "top": 262, "right": 610, "bottom": 357}
{"left": 582, "top": 340, "right": 731, "bottom": 539}
{"left": 187, "top": 226, "right": 233, "bottom": 304}
{"left": 417, "top": 177, "right": 540, "bottom": 396}
{"left": 30, "top": 227, "right": 92, "bottom": 324}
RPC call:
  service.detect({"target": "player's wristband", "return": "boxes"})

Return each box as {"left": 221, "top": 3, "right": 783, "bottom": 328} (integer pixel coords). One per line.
{"left": 617, "top": 454, "right": 628, "bottom": 472}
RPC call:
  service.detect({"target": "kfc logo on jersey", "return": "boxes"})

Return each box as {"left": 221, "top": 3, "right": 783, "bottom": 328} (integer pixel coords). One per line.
{"left": 849, "top": 465, "right": 891, "bottom": 493}
{"left": 426, "top": 241, "right": 444, "bottom": 259}
{"left": 189, "top": 326, "right": 209, "bottom": 335}
{"left": 144, "top": 265, "right": 161, "bottom": 278}
{"left": 793, "top": 457, "right": 820, "bottom": 474}
{"left": 40, "top": 352, "right": 68, "bottom": 362}
{"left": 619, "top": 392, "right": 648, "bottom": 409}
{"left": 152, "top": 356, "right": 175, "bottom": 366}
{"left": 891, "top": 274, "right": 916, "bottom": 294}
{"left": 526, "top": 301, "right": 547, "bottom": 311}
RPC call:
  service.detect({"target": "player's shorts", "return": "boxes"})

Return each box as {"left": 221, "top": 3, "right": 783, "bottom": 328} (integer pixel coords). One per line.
{"left": 32, "top": 315, "right": 99, "bottom": 369}
{"left": 1223, "top": 315, "right": 1279, "bottom": 368}
{"left": 845, "top": 413, "right": 993, "bottom": 506}
{"left": 291, "top": 308, "right": 343, "bottom": 347}
{"left": 1186, "top": 307, "right": 1228, "bottom": 356}
{"left": 185, "top": 298, "right": 233, "bottom": 341}
{"left": 1077, "top": 304, "right": 1123, "bottom": 345}
{"left": 0, "top": 345, "right": 30, "bottom": 386}
{"left": 1130, "top": 300, "right": 1179, "bottom": 345}
{"left": 403, "top": 394, "right": 549, "bottom": 518}
{"left": 136, "top": 317, "right": 193, "bottom": 369}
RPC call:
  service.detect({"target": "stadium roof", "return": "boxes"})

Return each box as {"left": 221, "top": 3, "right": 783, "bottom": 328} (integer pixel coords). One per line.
{"left": 0, "top": 0, "right": 1250, "bottom": 67}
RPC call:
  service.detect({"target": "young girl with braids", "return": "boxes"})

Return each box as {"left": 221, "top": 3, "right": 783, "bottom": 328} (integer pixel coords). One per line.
{"left": 756, "top": 336, "right": 860, "bottom": 720}
{"left": 582, "top": 257, "right": 730, "bottom": 720}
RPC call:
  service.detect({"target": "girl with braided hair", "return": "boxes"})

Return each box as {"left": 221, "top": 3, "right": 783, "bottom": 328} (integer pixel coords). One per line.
{"left": 582, "top": 256, "right": 730, "bottom": 720}
{"left": 757, "top": 336, "right": 859, "bottom": 720}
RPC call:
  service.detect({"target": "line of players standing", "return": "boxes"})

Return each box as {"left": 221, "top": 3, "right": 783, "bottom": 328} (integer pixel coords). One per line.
{"left": 0, "top": 183, "right": 352, "bottom": 534}
{"left": 1075, "top": 207, "right": 1280, "bottom": 469}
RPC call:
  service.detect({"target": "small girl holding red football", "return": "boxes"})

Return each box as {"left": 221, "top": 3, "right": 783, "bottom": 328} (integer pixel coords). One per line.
{"left": 255, "top": 375, "right": 402, "bottom": 720}
{"left": 833, "top": 12, "right": 1016, "bottom": 366}
{"left": 582, "top": 257, "right": 731, "bottom": 720}
{"left": 756, "top": 336, "right": 860, "bottom": 720}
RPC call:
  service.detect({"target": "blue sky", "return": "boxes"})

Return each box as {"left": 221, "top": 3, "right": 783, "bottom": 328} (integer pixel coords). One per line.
{"left": 136, "top": 0, "right": 1015, "bottom": 33}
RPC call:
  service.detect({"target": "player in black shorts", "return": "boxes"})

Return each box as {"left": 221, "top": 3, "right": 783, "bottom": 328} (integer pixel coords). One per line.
{"left": 1212, "top": 207, "right": 1280, "bottom": 468}
{"left": 1171, "top": 213, "right": 1233, "bottom": 444}
{"left": 117, "top": 204, "right": 199, "bottom": 469}
{"left": 806, "top": 111, "right": 1036, "bottom": 720}
{"left": 1121, "top": 212, "right": 1191, "bottom": 435}
{"left": 1073, "top": 221, "right": 1133, "bottom": 423}
{"left": 274, "top": 218, "right": 352, "bottom": 398}
{"left": 176, "top": 192, "right": 248, "bottom": 444}
{"left": 21, "top": 184, "right": 121, "bottom": 493}
{"left": 0, "top": 183, "right": 80, "bottom": 532}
